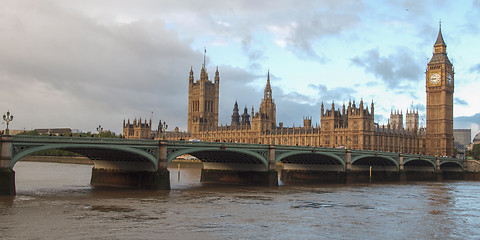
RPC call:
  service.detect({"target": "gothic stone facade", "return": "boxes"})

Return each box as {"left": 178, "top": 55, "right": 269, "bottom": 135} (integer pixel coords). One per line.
{"left": 123, "top": 118, "right": 152, "bottom": 139}
{"left": 183, "top": 67, "right": 427, "bottom": 154}
{"left": 125, "top": 25, "right": 454, "bottom": 156}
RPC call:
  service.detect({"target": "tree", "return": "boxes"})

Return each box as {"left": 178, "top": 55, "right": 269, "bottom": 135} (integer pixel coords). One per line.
{"left": 467, "top": 144, "right": 480, "bottom": 160}
{"left": 16, "top": 130, "right": 39, "bottom": 136}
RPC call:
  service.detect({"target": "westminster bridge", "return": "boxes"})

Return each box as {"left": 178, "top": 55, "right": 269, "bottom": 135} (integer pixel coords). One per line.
{"left": 0, "top": 135, "right": 464, "bottom": 195}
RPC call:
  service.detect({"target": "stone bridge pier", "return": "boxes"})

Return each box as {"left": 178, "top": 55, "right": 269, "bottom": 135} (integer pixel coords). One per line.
{"left": 199, "top": 145, "right": 278, "bottom": 187}
{"left": 168, "top": 143, "right": 278, "bottom": 186}
{"left": 90, "top": 141, "right": 170, "bottom": 190}
{"left": 0, "top": 136, "right": 15, "bottom": 195}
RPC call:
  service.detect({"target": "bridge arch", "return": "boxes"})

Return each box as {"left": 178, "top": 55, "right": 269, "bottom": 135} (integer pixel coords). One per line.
{"left": 440, "top": 161, "right": 463, "bottom": 171}
{"left": 351, "top": 155, "right": 399, "bottom": 171}
{"left": 403, "top": 158, "right": 437, "bottom": 171}
{"left": 275, "top": 151, "right": 345, "bottom": 170}
{"left": 11, "top": 144, "right": 159, "bottom": 171}
{"left": 166, "top": 147, "right": 269, "bottom": 170}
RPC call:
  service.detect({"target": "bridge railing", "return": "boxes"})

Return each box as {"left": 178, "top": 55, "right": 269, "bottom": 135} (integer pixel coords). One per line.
{"left": 10, "top": 135, "right": 159, "bottom": 146}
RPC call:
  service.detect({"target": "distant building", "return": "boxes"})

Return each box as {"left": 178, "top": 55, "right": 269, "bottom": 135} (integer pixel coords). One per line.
{"left": 453, "top": 129, "right": 471, "bottom": 151}
{"left": 34, "top": 128, "right": 72, "bottom": 135}
{"left": 122, "top": 118, "right": 152, "bottom": 139}
{"left": 122, "top": 118, "right": 190, "bottom": 140}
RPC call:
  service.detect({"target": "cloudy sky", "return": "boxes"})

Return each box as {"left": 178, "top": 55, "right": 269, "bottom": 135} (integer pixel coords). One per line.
{"left": 1, "top": 0, "right": 479, "bottom": 140}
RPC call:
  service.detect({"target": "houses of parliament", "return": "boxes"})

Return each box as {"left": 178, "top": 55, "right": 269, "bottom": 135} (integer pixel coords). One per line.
{"left": 123, "top": 25, "right": 455, "bottom": 157}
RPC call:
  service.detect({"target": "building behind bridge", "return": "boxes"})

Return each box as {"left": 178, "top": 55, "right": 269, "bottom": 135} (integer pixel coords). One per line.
{"left": 123, "top": 25, "right": 455, "bottom": 157}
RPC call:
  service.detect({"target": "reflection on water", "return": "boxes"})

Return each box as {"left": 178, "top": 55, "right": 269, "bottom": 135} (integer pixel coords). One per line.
{"left": 1, "top": 161, "right": 480, "bottom": 239}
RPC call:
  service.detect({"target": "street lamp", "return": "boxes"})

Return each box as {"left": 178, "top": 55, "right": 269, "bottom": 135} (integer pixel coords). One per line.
{"left": 96, "top": 125, "right": 103, "bottom": 133}
{"left": 3, "top": 110, "right": 13, "bottom": 135}
{"left": 160, "top": 121, "right": 168, "bottom": 139}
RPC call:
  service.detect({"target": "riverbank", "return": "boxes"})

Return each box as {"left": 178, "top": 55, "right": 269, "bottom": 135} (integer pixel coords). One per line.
{"left": 20, "top": 156, "right": 93, "bottom": 165}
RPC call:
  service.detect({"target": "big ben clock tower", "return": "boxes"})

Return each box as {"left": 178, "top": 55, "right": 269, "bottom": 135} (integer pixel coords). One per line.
{"left": 426, "top": 23, "right": 454, "bottom": 157}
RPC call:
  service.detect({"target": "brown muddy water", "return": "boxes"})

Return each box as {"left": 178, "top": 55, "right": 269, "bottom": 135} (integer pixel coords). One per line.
{"left": 1, "top": 161, "right": 480, "bottom": 239}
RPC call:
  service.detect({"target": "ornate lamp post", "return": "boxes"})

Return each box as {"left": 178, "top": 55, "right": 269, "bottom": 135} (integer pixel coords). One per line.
{"left": 160, "top": 121, "right": 168, "bottom": 139}
{"left": 3, "top": 110, "right": 13, "bottom": 135}
{"left": 96, "top": 125, "right": 103, "bottom": 133}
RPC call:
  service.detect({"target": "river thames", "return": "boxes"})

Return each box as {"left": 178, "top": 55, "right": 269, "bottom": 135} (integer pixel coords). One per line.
{"left": 1, "top": 161, "right": 480, "bottom": 239}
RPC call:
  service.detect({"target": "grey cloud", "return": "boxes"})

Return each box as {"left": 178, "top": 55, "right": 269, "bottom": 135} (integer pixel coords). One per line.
{"left": 455, "top": 113, "right": 480, "bottom": 127}
{"left": 51, "top": 0, "right": 366, "bottom": 66}
{"left": 284, "top": 2, "right": 363, "bottom": 61}
{"left": 309, "top": 84, "right": 357, "bottom": 103}
{"left": 462, "top": 0, "right": 480, "bottom": 34}
{"left": 455, "top": 98, "right": 469, "bottom": 106}
{"left": 217, "top": 66, "right": 262, "bottom": 125}
{"left": 470, "top": 63, "right": 480, "bottom": 73}
{"left": 219, "top": 74, "right": 324, "bottom": 127}
{"left": 412, "top": 104, "right": 426, "bottom": 112}
{"left": 454, "top": 113, "right": 480, "bottom": 140}
{"left": 0, "top": 1, "right": 205, "bottom": 133}
{"left": 350, "top": 48, "right": 423, "bottom": 89}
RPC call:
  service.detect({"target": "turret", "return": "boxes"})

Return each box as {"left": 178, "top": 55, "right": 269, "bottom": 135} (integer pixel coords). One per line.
{"left": 231, "top": 101, "right": 240, "bottom": 126}
{"left": 200, "top": 66, "right": 207, "bottom": 81}
{"left": 215, "top": 66, "right": 220, "bottom": 84}
{"left": 321, "top": 102, "right": 324, "bottom": 116}
{"left": 189, "top": 66, "right": 194, "bottom": 83}
{"left": 264, "top": 70, "right": 272, "bottom": 100}
{"left": 241, "top": 106, "right": 251, "bottom": 125}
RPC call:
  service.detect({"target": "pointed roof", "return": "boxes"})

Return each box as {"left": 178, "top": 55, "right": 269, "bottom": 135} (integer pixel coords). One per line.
{"left": 266, "top": 70, "right": 271, "bottom": 88}
{"left": 428, "top": 21, "right": 451, "bottom": 65}
{"left": 233, "top": 101, "right": 239, "bottom": 111}
{"left": 263, "top": 70, "right": 273, "bottom": 100}
{"left": 434, "top": 22, "right": 446, "bottom": 47}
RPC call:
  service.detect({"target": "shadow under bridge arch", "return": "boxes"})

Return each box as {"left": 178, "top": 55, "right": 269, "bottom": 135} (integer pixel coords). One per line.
{"left": 403, "top": 158, "right": 437, "bottom": 172}
{"left": 167, "top": 148, "right": 269, "bottom": 171}
{"left": 351, "top": 155, "right": 399, "bottom": 172}
{"left": 276, "top": 151, "right": 345, "bottom": 171}
{"left": 440, "top": 161, "right": 463, "bottom": 172}
{"left": 12, "top": 144, "right": 159, "bottom": 172}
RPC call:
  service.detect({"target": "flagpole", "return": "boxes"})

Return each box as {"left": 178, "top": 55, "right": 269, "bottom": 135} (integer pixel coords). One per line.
{"left": 203, "top": 47, "right": 206, "bottom": 68}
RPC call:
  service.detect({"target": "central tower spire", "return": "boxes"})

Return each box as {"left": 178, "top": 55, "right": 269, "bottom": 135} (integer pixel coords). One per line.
{"left": 264, "top": 70, "right": 272, "bottom": 100}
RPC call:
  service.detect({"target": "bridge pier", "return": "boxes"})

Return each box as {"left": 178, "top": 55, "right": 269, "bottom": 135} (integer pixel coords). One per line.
{"left": 1, "top": 136, "right": 15, "bottom": 195}
{"left": 201, "top": 169, "right": 278, "bottom": 186}
{"left": 200, "top": 145, "right": 278, "bottom": 186}
{"left": 0, "top": 168, "right": 15, "bottom": 195}
{"left": 345, "top": 170, "right": 401, "bottom": 183}
{"left": 90, "top": 140, "right": 171, "bottom": 190}
{"left": 281, "top": 169, "right": 347, "bottom": 183}
{"left": 90, "top": 168, "right": 170, "bottom": 189}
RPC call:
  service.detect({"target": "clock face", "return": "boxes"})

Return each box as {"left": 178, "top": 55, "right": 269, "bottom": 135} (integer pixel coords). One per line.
{"left": 429, "top": 73, "right": 441, "bottom": 85}
{"left": 447, "top": 73, "right": 453, "bottom": 85}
